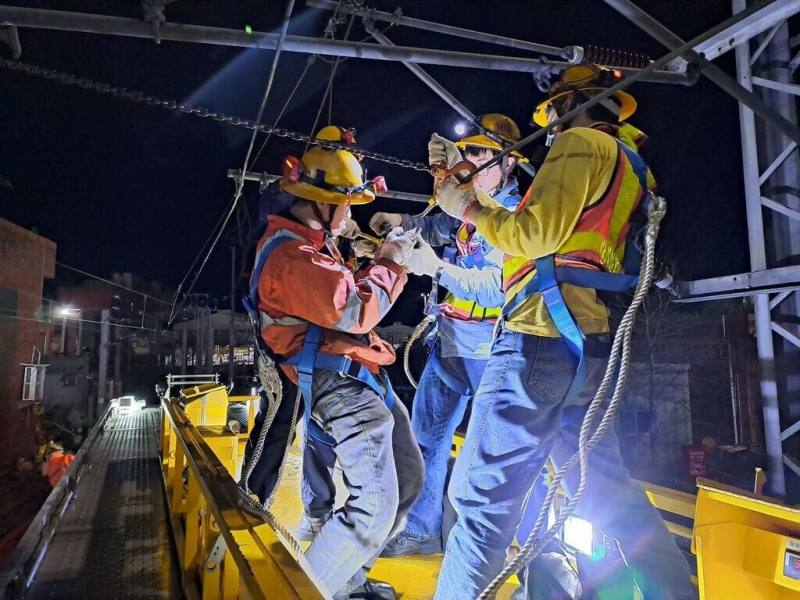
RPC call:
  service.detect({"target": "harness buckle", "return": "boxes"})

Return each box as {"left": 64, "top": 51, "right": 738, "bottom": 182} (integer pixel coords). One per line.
{"left": 339, "top": 358, "right": 362, "bottom": 380}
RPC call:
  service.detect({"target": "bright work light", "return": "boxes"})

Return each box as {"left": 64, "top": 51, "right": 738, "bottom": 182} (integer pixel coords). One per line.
{"left": 453, "top": 121, "right": 467, "bottom": 136}
{"left": 562, "top": 515, "right": 594, "bottom": 556}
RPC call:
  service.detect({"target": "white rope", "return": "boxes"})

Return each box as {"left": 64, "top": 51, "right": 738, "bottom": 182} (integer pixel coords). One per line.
{"left": 403, "top": 314, "right": 436, "bottom": 388}
{"left": 478, "top": 193, "right": 667, "bottom": 599}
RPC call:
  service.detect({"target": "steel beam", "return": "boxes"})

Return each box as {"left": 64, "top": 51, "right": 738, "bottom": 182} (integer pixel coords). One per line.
{"left": 772, "top": 322, "right": 800, "bottom": 350}
{"left": 769, "top": 290, "right": 794, "bottom": 310}
{"left": 0, "top": 5, "right": 687, "bottom": 83}
{"left": 784, "top": 454, "right": 800, "bottom": 478}
{"left": 762, "top": 197, "right": 800, "bottom": 222}
{"left": 672, "top": 265, "right": 800, "bottom": 303}
{"left": 691, "top": 0, "right": 800, "bottom": 61}
{"left": 731, "top": 0, "right": 789, "bottom": 497}
{"left": 759, "top": 142, "right": 798, "bottom": 184}
{"left": 753, "top": 76, "right": 800, "bottom": 96}
{"left": 365, "top": 26, "right": 537, "bottom": 178}
{"left": 306, "top": 0, "right": 578, "bottom": 60}
{"left": 602, "top": 0, "right": 800, "bottom": 145}
{"left": 225, "top": 169, "right": 430, "bottom": 203}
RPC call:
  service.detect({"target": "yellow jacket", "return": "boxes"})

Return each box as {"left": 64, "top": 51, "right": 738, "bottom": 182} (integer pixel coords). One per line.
{"left": 470, "top": 125, "right": 652, "bottom": 337}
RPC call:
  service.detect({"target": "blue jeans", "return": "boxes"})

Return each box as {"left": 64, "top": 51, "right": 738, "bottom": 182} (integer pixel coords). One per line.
{"left": 405, "top": 347, "right": 487, "bottom": 538}
{"left": 301, "top": 429, "right": 336, "bottom": 521}
{"left": 435, "top": 328, "right": 693, "bottom": 600}
{"left": 305, "top": 368, "right": 424, "bottom": 598}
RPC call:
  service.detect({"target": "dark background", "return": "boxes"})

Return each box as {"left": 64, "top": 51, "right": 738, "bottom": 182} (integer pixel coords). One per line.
{"left": 1, "top": 0, "right": 749, "bottom": 324}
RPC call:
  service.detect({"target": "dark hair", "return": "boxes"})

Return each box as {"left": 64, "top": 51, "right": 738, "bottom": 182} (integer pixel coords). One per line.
{"left": 578, "top": 92, "right": 621, "bottom": 124}
{"left": 463, "top": 145, "right": 499, "bottom": 159}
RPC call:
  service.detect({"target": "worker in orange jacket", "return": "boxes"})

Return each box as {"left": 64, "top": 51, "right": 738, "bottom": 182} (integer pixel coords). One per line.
{"left": 42, "top": 441, "right": 75, "bottom": 488}
{"left": 242, "top": 131, "right": 423, "bottom": 600}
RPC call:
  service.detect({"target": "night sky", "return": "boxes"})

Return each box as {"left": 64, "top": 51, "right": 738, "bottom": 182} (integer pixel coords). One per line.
{"left": 1, "top": 0, "right": 750, "bottom": 324}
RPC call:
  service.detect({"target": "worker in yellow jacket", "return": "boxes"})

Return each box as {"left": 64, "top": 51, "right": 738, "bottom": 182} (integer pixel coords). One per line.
{"left": 429, "top": 65, "right": 693, "bottom": 600}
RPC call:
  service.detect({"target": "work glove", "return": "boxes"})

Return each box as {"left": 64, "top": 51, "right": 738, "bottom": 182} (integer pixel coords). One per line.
{"left": 368, "top": 212, "right": 405, "bottom": 235}
{"left": 435, "top": 176, "right": 479, "bottom": 222}
{"left": 377, "top": 227, "right": 417, "bottom": 268}
{"left": 340, "top": 218, "right": 361, "bottom": 239}
{"left": 352, "top": 238, "right": 378, "bottom": 259}
{"left": 428, "top": 133, "right": 463, "bottom": 169}
{"left": 407, "top": 238, "right": 443, "bottom": 277}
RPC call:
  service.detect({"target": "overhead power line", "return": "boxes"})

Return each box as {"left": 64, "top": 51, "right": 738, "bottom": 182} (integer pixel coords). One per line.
{"left": 56, "top": 261, "right": 171, "bottom": 305}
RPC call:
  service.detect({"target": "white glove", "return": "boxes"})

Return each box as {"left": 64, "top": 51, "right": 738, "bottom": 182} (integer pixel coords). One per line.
{"left": 428, "top": 133, "right": 463, "bottom": 169}
{"left": 407, "top": 238, "right": 443, "bottom": 277}
{"left": 377, "top": 227, "right": 417, "bottom": 267}
{"left": 368, "top": 212, "right": 404, "bottom": 235}
{"left": 340, "top": 218, "right": 361, "bottom": 239}
{"left": 435, "top": 177, "right": 479, "bottom": 221}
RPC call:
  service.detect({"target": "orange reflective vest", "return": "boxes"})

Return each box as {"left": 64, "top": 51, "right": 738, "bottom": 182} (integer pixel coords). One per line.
{"left": 44, "top": 451, "right": 75, "bottom": 488}
{"left": 503, "top": 124, "right": 654, "bottom": 302}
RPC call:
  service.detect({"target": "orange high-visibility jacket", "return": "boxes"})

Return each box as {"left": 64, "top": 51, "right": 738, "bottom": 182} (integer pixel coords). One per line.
{"left": 255, "top": 215, "right": 407, "bottom": 381}
{"left": 44, "top": 451, "right": 75, "bottom": 488}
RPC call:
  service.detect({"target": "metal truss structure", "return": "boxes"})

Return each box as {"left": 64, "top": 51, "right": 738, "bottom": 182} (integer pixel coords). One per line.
{"left": 1, "top": 0, "right": 799, "bottom": 496}
{"left": 732, "top": 0, "right": 800, "bottom": 498}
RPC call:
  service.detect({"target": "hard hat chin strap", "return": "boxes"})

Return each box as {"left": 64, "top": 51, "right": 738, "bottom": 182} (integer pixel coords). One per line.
{"left": 311, "top": 201, "right": 334, "bottom": 233}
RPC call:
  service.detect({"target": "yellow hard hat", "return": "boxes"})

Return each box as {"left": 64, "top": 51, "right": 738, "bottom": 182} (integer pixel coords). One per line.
{"left": 280, "top": 127, "right": 386, "bottom": 206}
{"left": 532, "top": 64, "right": 637, "bottom": 127}
{"left": 315, "top": 125, "right": 357, "bottom": 146}
{"left": 455, "top": 113, "right": 527, "bottom": 161}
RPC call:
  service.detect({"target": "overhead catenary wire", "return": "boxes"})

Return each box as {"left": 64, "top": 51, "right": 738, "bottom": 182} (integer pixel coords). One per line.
{"left": 168, "top": 0, "right": 296, "bottom": 326}
{"left": 56, "top": 261, "right": 171, "bottom": 305}
{"left": 0, "top": 308, "right": 162, "bottom": 333}
{"left": 305, "top": 13, "right": 356, "bottom": 149}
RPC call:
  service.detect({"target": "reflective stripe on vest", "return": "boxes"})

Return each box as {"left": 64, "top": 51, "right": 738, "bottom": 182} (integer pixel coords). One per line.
{"left": 502, "top": 138, "right": 650, "bottom": 300}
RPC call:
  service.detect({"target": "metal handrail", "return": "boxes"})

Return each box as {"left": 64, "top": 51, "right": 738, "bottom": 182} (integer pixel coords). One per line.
{"left": 160, "top": 396, "right": 324, "bottom": 600}
{"left": 0, "top": 404, "right": 114, "bottom": 598}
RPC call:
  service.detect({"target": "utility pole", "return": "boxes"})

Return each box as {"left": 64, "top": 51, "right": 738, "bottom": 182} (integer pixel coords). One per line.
{"left": 229, "top": 246, "right": 236, "bottom": 388}
{"left": 180, "top": 328, "right": 188, "bottom": 375}
{"left": 114, "top": 327, "right": 122, "bottom": 396}
{"left": 97, "top": 309, "right": 110, "bottom": 418}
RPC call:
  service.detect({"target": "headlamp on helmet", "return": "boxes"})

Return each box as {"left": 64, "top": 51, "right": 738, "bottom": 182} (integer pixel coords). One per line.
{"left": 531, "top": 64, "right": 637, "bottom": 128}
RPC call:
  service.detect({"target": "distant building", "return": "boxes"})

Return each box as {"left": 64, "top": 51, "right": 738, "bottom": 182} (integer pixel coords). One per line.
{"left": 0, "top": 218, "right": 56, "bottom": 465}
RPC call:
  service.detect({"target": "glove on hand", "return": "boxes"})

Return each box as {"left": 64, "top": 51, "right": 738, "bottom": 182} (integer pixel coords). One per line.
{"left": 435, "top": 177, "right": 479, "bottom": 221}
{"left": 352, "top": 239, "right": 378, "bottom": 259}
{"left": 407, "top": 238, "right": 443, "bottom": 277}
{"left": 340, "top": 218, "right": 361, "bottom": 239}
{"left": 428, "top": 133, "right": 463, "bottom": 169}
{"left": 377, "top": 227, "right": 417, "bottom": 268}
{"left": 368, "top": 212, "right": 404, "bottom": 235}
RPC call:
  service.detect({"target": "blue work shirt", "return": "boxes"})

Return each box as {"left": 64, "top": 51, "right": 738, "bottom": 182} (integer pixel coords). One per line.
{"left": 402, "top": 179, "right": 522, "bottom": 360}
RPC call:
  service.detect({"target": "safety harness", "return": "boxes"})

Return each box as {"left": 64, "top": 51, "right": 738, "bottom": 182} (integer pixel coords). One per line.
{"left": 243, "top": 230, "right": 393, "bottom": 448}
{"left": 501, "top": 139, "right": 651, "bottom": 401}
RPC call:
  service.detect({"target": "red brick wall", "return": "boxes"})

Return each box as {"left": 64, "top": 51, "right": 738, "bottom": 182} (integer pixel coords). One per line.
{"left": 0, "top": 219, "right": 56, "bottom": 465}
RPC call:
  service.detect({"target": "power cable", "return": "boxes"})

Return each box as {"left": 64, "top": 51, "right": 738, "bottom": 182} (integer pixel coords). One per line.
{"left": 56, "top": 261, "right": 171, "bottom": 305}
{"left": 305, "top": 14, "right": 356, "bottom": 149}
{"left": 167, "top": 0, "right": 296, "bottom": 326}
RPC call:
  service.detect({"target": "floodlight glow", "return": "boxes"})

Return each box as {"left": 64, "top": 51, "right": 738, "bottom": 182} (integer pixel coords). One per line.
{"left": 562, "top": 515, "right": 594, "bottom": 556}
{"left": 58, "top": 306, "right": 81, "bottom": 317}
{"left": 453, "top": 121, "right": 467, "bottom": 137}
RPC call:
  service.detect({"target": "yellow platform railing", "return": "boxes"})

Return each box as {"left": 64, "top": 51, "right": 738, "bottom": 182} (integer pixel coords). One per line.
{"left": 160, "top": 385, "right": 324, "bottom": 600}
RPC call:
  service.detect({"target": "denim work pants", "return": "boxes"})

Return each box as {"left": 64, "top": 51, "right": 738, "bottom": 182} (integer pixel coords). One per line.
{"left": 301, "top": 429, "right": 337, "bottom": 521}
{"left": 434, "top": 328, "right": 693, "bottom": 600}
{"left": 305, "top": 368, "right": 424, "bottom": 598}
{"left": 405, "top": 346, "right": 487, "bottom": 539}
